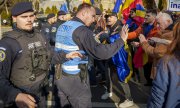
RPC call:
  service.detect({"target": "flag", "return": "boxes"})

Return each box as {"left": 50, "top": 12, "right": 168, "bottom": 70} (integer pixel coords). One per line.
{"left": 122, "top": 0, "right": 145, "bottom": 23}
{"left": 113, "top": 0, "right": 122, "bottom": 13}
{"left": 121, "top": 0, "right": 134, "bottom": 21}
{"left": 91, "top": 0, "right": 94, "bottom": 5}
{"left": 134, "top": 1, "right": 145, "bottom": 24}
{"left": 83, "top": 0, "right": 92, "bottom": 4}
{"left": 109, "top": 34, "right": 132, "bottom": 83}
{"left": 60, "top": 3, "right": 69, "bottom": 13}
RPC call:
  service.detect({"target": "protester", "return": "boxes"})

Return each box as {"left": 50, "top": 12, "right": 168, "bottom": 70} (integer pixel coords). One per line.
{"left": 105, "top": 12, "right": 134, "bottom": 108}
{"left": 139, "top": 12, "right": 174, "bottom": 79}
{"left": 127, "top": 9, "right": 159, "bottom": 86}
{"left": 126, "top": 8, "right": 139, "bottom": 32}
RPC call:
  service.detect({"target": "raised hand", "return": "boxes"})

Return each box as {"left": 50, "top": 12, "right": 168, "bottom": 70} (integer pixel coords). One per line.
{"left": 131, "top": 41, "right": 140, "bottom": 47}
{"left": 139, "top": 34, "right": 147, "bottom": 43}
{"left": 120, "top": 24, "right": 129, "bottom": 42}
{"left": 15, "top": 93, "right": 37, "bottom": 108}
{"left": 66, "top": 51, "right": 83, "bottom": 59}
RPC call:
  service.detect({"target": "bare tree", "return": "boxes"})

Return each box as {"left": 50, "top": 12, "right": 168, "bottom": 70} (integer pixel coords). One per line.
{"left": 143, "top": 0, "right": 157, "bottom": 9}
{"left": 0, "top": 0, "right": 7, "bottom": 13}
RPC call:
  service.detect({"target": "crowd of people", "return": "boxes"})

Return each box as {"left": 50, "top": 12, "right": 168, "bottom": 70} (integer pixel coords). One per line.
{"left": 0, "top": 1, "right": 179, "bottom": 108}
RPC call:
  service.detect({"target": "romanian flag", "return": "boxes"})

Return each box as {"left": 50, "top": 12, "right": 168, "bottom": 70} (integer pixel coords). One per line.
{"left": 122, "top": 0, "right": 145, "bottom": 24}
{"left": 112, "top": 0, "right": 123, "bottom": 19}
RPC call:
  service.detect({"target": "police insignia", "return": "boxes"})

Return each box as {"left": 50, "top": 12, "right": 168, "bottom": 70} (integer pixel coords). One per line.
{"left": 51, "top": 27, "right": 56, "bottom": 32}
{"left": 0, "top": 50, "right": 6, "bottom": 62}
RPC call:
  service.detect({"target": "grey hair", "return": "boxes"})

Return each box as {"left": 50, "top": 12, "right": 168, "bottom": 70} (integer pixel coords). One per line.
{"left": 156, "top": 12, "right": 173, "bottom": 24}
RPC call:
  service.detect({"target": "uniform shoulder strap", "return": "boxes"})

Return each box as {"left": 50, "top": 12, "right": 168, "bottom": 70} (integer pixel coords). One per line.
{"left": 2, "top": 30, "right": 23, "bottom": 40}
{"left": 1, "top": 37, "right": 22, "bottom": 62}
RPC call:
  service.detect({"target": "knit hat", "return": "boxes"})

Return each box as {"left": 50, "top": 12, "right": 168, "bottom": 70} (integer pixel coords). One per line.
{"left": 11, "top": 2, "right": 34, "bottom": 16}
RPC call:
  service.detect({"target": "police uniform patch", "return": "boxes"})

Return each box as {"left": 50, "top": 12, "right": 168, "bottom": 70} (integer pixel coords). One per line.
{"left": 0, "top": 50, "right": 6, "bottom": 62}
{"left": 45, "top": 28, "right": 49, "bottom": 33}
{"left": 51, "top": 27, "right": 57, "bottom": 32}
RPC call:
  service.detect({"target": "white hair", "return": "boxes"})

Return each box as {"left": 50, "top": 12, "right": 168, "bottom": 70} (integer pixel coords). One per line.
{"left": 156, "top": 12, "right": 173, "bottom": 24}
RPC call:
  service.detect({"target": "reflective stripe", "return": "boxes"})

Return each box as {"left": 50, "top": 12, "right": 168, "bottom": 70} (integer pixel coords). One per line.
{"left": 62, "top": 65, "right": 80, "bottom": 72}
{"left": 55, "top": 43, "right": 79, "bottom": 51}
{"left": 0, "top": 47, "right": 6, "bottom": 51}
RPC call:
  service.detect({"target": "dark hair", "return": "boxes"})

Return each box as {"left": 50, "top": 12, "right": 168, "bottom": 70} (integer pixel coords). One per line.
{"left": 146, "top": 9, "right": 157, "bottom": 16}
{"left": 130, "top": 8, "right": 136, "bottom": 13}
{"left": 77, "top": 3, "right": 93, "bottom": 13}
{"left": 163, "top": 20, "right": 180, "bottom": 65}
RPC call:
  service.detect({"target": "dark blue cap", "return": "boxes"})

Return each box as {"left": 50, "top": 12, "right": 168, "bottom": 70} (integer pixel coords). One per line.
{"left": 47, "top": 13, "right": 55, "bottom": 19}
{"left": 11, "top": 2, "right": 34, "bottom": 16}
{"left": 106, "top": 12, "right": 118, "bottom": 17}
{"left": 95, "top": 7, "right": 102, "bottom": 15}
{"left": 57, "top": 11, "right": 66, "bottom": 16}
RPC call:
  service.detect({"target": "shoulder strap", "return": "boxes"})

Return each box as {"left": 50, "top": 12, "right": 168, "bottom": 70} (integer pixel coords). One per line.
{"left": 2, "top": 31, "right": 23, "bottom": 40}
{"left": 2, "top": 33, "right": 22, "bottom": 62}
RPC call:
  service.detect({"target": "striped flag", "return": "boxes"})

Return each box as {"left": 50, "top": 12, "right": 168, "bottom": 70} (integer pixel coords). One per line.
{"left": 134, "top": 0, "right": 145, "bottom": 24}
{"left": 113, "top": 0, "right": 122, "bottom": 13}
{"left": 122, "top": 0, "right": 145, "bottom": 23}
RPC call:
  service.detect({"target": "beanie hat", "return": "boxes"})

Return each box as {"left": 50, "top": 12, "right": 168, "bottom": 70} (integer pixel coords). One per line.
{"left": 11, "top": 2, "right": 34, "bottom": 16}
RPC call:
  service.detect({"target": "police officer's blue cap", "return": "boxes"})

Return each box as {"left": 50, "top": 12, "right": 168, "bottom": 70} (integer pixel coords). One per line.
{"left": 58, "top": 11, "right": 66, "bottom": 16}
{"left": 106, "top": 12, "right": 118, "bottom": 18}
{"left": 47, "top": 13, "right": 55, "bottom": 19}
{"left": 11, "top": 2, "right": 34, "bottom": 16}
{"left": 95, "top": 7, "right": 102, "bottom": 15}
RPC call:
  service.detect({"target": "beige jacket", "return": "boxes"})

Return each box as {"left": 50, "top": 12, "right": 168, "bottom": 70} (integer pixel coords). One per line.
{"left": 141, "top": 30, "right": 173, "bottom": 79}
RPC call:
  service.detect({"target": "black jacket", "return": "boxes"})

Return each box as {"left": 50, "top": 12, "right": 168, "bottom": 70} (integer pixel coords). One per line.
{"left": 65, "top": 17, "right": 125, "bottom": 60}
{"left": 0, "top": 28, "right": 66, "bottom": 106}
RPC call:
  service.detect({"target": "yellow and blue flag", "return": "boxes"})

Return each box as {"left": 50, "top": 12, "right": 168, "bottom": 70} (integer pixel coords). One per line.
{"left": 113, "top": 0, "right": 122, "bottom": 13}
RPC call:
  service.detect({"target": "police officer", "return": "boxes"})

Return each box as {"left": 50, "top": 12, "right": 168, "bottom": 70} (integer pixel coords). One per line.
{"left": 0, "top": 2, "right": 81, "bottom": 108}
{"left": 50, "top": 11, "right": 67, "bottom": 46}
{"left": 54, "top": 3, "right": 129, "bottom": 108}
{"left": 41, "top": 13, "right": 56, "bottom": 43}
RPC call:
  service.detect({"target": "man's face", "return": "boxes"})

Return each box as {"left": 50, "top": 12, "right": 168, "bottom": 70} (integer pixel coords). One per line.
{"left": 130, "top": 11, "right": 136, "bottom": 18}
{"left": 156, "top": 16, "right": 169, "bottom": 30}
{"left": 49, "top": 17, "right": 57, "bottom": 24}
{"left": 13, "top": 12, "right": 35, "bottom": 31}
{"left": 107, "top": 15, "right": 117, "bottom": 26}
{"left": 144, "top": 13, "right": 155, "bottom": 24}
{"left": 95, "top": 15, "right": 101, "bottom": 20}
{"left": 84, "top": 8, "right": 96, "bottom": 26}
